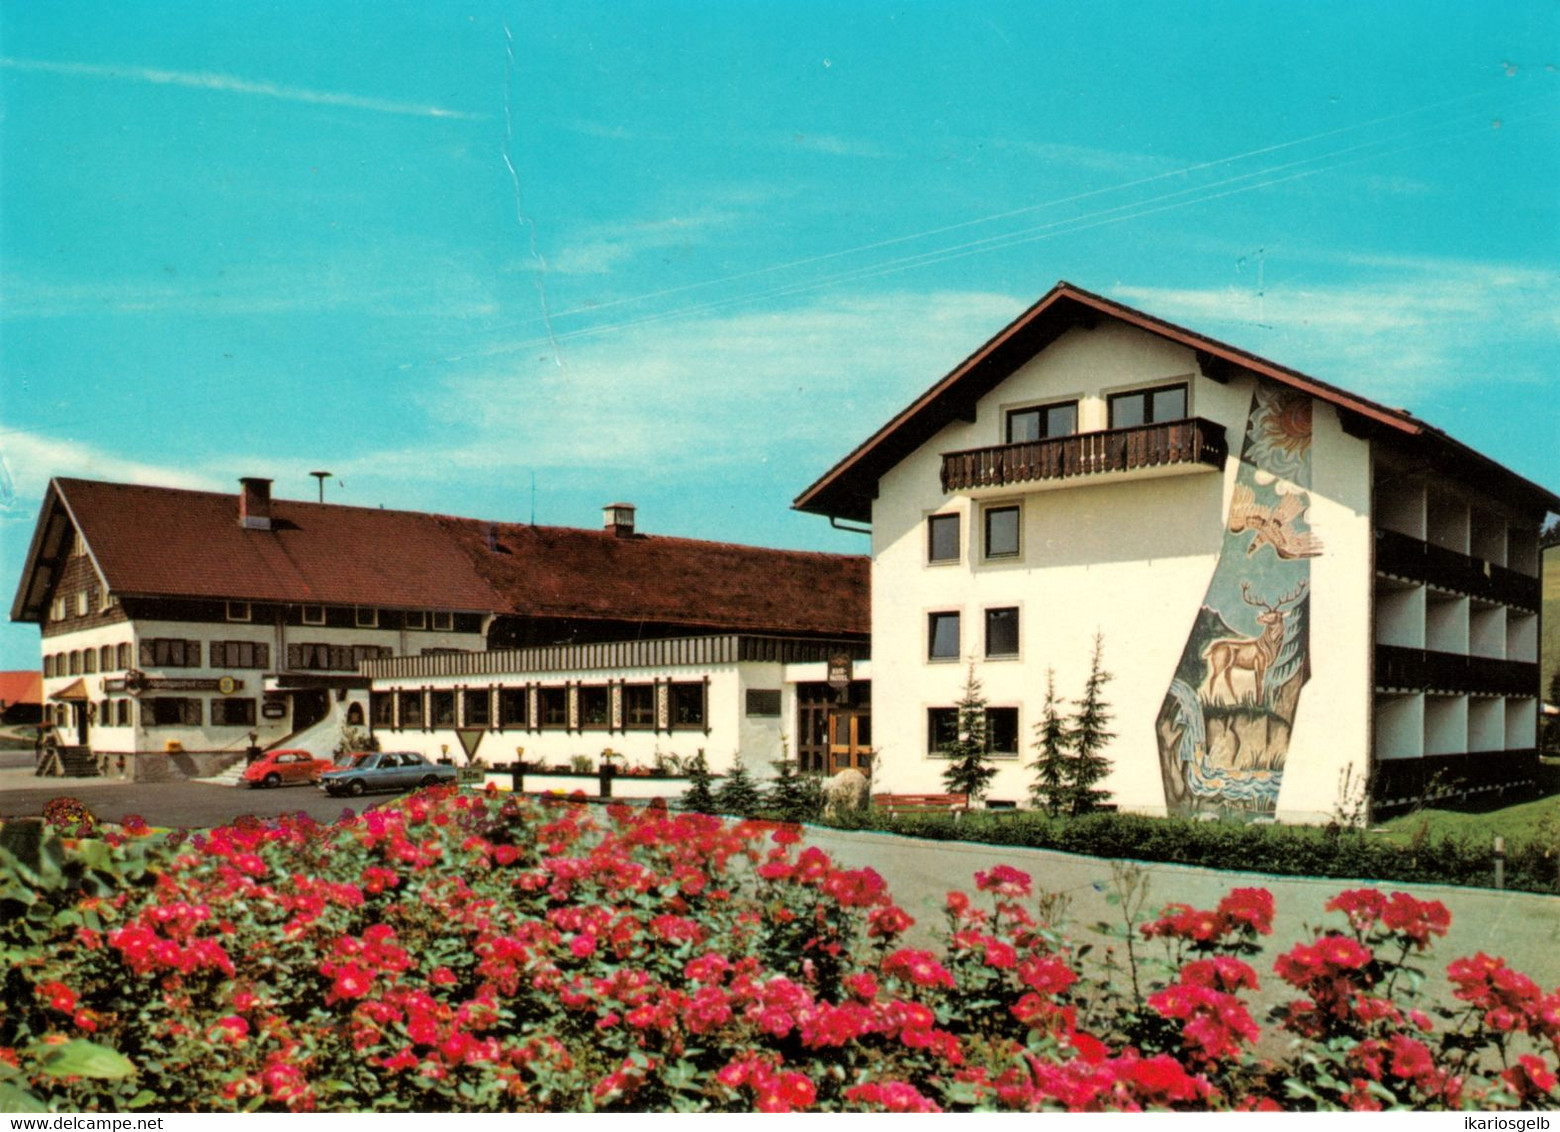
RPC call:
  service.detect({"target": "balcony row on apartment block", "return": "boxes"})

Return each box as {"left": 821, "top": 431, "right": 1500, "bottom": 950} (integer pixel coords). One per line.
{"left": 1369, "top": 464, "right": 1542, "bottom": 792}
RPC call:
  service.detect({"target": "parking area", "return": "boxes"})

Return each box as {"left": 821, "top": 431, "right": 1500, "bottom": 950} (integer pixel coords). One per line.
{"left": 0, "top": 754, "right": 370, "bottom": 827}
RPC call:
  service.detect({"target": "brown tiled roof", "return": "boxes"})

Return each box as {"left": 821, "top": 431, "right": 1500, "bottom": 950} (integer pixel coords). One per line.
{"left": 437, "top": 516, "right": 870, "bottom": 637}
{"left": 0, "top": 670, "right": 41, "bottom": 706}
{"left": 14, "top": 479, "right": 870, "bottom": 638}
{"left": 50, "top": 479, "right": 501, "bottom": 611}
{"left": 795, "top": 280, "right": 1560, "bottom": 522}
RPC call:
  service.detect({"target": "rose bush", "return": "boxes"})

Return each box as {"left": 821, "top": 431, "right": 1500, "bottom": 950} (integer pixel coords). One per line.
{"left": 0, "top": 787, "right": 1555, "bottom": 1112}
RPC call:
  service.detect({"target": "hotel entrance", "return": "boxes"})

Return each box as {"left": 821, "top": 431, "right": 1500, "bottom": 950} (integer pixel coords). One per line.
{"left": 795, "top": 680, "right": 870, "bottom": 774}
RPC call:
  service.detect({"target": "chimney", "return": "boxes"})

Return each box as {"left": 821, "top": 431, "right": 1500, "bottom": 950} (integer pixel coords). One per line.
{"left": 239, "top": 477, "right": 273, "bottom": 531}
{"left": 602, "top": 502, "right": 636, "bottom": 538}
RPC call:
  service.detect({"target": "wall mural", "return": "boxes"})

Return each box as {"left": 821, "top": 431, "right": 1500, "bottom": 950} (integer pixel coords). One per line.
{"left": 1156, "top": 384, "right": 1322, "bottom": 818}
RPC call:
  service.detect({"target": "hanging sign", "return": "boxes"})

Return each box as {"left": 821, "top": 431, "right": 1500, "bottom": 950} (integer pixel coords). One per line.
{"left": 827, "top": 653, "right": 853, "bottom": 690}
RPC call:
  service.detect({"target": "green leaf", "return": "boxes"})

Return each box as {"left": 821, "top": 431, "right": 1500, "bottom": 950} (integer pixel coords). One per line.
{"left": 0, "top": 1082, "right": 47, "bottom": 1112}
{"left": 34, "top": 1039, "right": 136, "bottom": 1080}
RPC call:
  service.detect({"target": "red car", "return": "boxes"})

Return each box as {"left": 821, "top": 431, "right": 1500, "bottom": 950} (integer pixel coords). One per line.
{"left": 242, "top": 748, "right": 333, "bottom": 789}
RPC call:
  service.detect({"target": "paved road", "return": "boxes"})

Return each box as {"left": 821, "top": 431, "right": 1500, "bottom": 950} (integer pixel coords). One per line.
{"left": 0, "top": 755, "right": 371, "bottom": 827}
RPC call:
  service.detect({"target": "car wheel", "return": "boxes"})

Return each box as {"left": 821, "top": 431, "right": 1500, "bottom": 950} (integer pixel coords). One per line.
{"left": 346, "top": 779, "right": 366, "bottom": 797}
{"left": 263, "top": 773, "right": 281, "bottom": 789}
{"left": 421, "top": 775, "right": 439, "bottom": 788}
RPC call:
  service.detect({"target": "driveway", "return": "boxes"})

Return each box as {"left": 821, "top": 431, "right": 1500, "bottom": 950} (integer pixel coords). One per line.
{"left": 0, "top": 757, "right": 370, "bottom": 828}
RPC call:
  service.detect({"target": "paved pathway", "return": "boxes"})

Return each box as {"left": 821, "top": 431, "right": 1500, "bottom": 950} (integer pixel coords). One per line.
{"left": 805, "top": 824, "right": 1560, "bottom": 1028}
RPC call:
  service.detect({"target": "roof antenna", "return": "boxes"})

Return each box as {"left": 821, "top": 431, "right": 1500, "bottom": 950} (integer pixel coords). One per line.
{"left": 310, "top": 470, "right": 332, "bottom": 503}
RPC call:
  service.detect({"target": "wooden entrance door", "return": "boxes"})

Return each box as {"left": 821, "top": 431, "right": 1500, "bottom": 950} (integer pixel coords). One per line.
{"left": 826, "top": 709, "right": 872, "bottom": 774}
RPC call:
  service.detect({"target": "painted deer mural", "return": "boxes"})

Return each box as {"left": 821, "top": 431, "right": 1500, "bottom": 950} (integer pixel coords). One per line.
{"left": 1202, "top": 580, "right": 1308, "bottom": 704}
{"left": 1156, "top": 385, "right": 1319, "bottom": 819}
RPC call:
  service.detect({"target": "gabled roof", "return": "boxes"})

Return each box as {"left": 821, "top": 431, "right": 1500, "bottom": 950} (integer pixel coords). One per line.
{"left": 14, "top": 479, "right": 501, "bottom": 619}
{"left": 793, "top": 280, "right": 1559, "bottom": 523}
{"left": 0, "top": 671, "right": 41, "bottom": 706}
{"left": 10, "top": 478, "right": 870, "bottom": 638}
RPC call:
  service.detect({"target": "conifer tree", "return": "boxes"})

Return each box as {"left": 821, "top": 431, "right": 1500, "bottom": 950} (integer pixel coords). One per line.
{"left": 713, "top": 750, "right": 762, "bottom": 818}
{"left": 941, "top": 663, "right": 997, "bottom": 801}
{"left": 766, "top": 750, "right": 823, "bottom": 823}
{"left": 1065, "top": 632, "right": 1116, "bottom": 815}
{"left": 1028, "top": 667, "right": 1070, "bottom": 816}
{"left": 683, "top": 749, "right": 716, "bottom": 814}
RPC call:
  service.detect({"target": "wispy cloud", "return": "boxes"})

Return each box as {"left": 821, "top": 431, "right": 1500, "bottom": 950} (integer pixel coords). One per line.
{"left": 548, "top": 211, "right": 743, "bottom": 276}
{"left": 0, "top": 57, "right": 485, "bottom": 120}
{"left": 342, "top": 289, "right": 1020, "bottom": 483}
{"left": 0, "top": 430, "right": 227, "bottom": 518}
{"left": 1113, "top": 258, "right": 1560, "bottom": 402}
{"left": 786, "top": 132, "right": 891, "bottom": 158}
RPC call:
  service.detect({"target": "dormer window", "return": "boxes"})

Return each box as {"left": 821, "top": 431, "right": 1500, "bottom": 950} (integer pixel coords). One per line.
{"left": 226, "top": 601, "right": 251, "bottom": 622}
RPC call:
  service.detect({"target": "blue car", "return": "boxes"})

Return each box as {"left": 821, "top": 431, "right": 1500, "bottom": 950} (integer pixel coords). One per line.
{"left": 318, "top": 751, "right": 459, "bottom": 797}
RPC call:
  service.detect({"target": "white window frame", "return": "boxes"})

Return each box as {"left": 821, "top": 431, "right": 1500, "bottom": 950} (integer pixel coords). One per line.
{"left": 404, "top": 609, "right": 427, "bottom": 630}
{"left": 301, "top": 605, "right": 326, "bottom": 626}
{"left": 355, "top": 606, "right": 379, "bottom": 628}
{"left": 430, "top": 610, "right": 454, "bottom": 632}
{"left": 226, "top": 601, "right": 252, "bottom": 623}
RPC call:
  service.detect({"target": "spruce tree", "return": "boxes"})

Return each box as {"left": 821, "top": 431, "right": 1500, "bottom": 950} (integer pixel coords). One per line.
{"left": 683, "top": 749, "right": 717, "bottom": 813}
{"left": 766, "top": 752, "right": 822, "bottom": 823}
{"left": 1065, "top": 632, "right": 1116, "bottom": 815}
{"left": 941, "top": 664, "right": 997, "bottom": 801}
{"left": 713, "top": 750, "right": 762, "bottom": 818}
{"left": 1028, "top": 667, "right": 1070, "bottom": 815}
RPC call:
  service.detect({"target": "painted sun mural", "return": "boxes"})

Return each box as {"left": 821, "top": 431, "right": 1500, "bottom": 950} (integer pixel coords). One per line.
{"left": 1156, "top": 385, "right": 1323, "bottom": 818}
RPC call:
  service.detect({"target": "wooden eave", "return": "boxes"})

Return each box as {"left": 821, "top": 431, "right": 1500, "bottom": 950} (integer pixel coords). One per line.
{"left": 792, "top": 281, "right": 1558, "bottom": 523}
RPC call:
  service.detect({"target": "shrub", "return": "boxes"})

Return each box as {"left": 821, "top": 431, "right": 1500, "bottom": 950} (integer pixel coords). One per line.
{"left": 714, "top": 752, "right": 762, "bottom": 818}
{"left": 2, "top": 790, "right": 1556, "bottom": 1112}
{"left": 682, "top": 751, "right": 717, "bottom": 814}
{"left": 765, "top": 755, "right": 824, "bottom": 824}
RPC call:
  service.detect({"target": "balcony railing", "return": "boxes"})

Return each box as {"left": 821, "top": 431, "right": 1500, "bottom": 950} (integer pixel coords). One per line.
{"left": 940, "top": 418, "right": 1227, "bottom": 494}
{"left": 1374, "top": 644, "right": 1539, "bottom": 698}
{"left": 1374, "top": 528, "right": 1540, "bottom": 611}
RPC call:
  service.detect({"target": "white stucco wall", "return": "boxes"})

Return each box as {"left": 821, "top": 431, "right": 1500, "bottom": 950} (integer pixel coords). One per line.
{"left": 38, "top": 614, "right": 483, "bottom": 757}
{"left": 866, "top": 321, "right": 1374, "bottom": 822}
{"left": 370, "top": 665, "right": 765, "bottom": 775}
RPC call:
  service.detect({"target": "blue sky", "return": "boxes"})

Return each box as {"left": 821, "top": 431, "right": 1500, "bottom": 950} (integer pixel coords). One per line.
{"left": 2, "top": 1, "right": 1557, "bottom": 669}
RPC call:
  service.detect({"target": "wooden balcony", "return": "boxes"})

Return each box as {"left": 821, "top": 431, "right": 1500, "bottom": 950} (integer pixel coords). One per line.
{"left": 1374, "top": 528, "right": 1541, "bottom": 611}
{"left": 940, "top": 418, "right": 1228, "bottom": 494}
{"left": 1374, "top": 643, "right": 1539, "bottom": 698}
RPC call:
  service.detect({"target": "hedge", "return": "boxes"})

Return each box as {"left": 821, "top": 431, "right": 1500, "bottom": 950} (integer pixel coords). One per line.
{"left": 825, "top": 809, "right": 1559, "bottom": 895}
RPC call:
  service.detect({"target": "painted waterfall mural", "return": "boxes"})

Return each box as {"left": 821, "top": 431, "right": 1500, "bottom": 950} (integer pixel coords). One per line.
{"left": 1156, "top": 385, "right": 1323, "bottom": 818}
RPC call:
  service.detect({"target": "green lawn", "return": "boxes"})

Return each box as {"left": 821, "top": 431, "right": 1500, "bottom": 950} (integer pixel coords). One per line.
{"left": 1375, "top": 764, "right": 1560, "bottom": 849}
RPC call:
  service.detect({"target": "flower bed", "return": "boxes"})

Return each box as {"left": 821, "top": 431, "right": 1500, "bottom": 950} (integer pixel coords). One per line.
{"left": 1, "top": 789, "right": 1555, "bottom": 1112}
